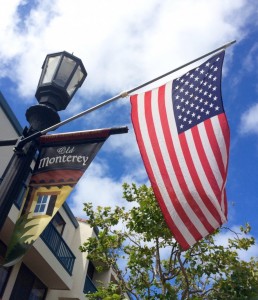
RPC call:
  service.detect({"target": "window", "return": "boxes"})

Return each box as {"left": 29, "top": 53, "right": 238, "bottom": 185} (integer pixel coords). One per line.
{"left": 51, "top": 212, "right": 65, "bottom": 235}
{"left": 83, "top": 261, "right": 97, "bottom": 294}
{"left": 10, "top": 263, "right": 47, "bottom": 300}
{"left": 34, "top": 194, "right": 57, "bottom": 216}
{"left": 14, "top": 181, "right": 27, "bottom": 208}
{"left": 87, "top": 261, "right": 95, "bottom": 280}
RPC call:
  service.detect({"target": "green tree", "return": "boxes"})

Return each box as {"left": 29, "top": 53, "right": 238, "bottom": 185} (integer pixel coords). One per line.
{"left": 80, "top": 183, "right": 258, "bottom": 300}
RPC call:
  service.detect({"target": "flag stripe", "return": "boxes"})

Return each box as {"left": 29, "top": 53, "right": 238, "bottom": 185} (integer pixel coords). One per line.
{"left": 217, "top": 113, "right": 230, "bottom": 167}
{"left": 204, "top": 118, "right": 227, "bottom": 177}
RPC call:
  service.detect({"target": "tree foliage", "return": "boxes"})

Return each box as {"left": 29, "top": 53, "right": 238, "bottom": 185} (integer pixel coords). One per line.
{"left": 80, "top": 183, "right": 258, "bottom": 299}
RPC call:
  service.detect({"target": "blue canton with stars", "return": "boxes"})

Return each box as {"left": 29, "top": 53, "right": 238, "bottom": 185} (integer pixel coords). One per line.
{"left": 172, "top": 51, "right": 225, "bottom": 134}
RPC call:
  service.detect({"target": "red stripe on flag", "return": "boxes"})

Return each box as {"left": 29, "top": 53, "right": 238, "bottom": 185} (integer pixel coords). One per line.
{"left": 218, "top": 114, "right": 230, "bottom": 162}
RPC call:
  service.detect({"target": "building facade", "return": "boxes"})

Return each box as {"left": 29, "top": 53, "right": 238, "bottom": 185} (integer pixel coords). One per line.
{"left": 0, "top": 92, "right": 122, "bottom": 300}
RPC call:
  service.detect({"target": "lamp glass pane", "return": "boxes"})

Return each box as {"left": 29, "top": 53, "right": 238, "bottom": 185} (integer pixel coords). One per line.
{"left": 42, "top": 56, "right": 61, "bottom": 84}
{"left": 54, "top": 56, "right": 76, "bottom": 88}
{"left": 66, "top": 65, "right": 84, "bottom": 96}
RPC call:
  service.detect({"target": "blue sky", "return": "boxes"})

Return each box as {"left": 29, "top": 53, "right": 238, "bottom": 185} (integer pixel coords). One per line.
{"left": 0, "top": 0, "right": 258, "bottom": 257}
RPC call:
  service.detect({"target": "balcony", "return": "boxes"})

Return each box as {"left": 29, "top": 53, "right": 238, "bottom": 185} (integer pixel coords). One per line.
{"left": 41, "top": 222, "right": 75, "bottom": 275}
{"left": 84, "top": 275, "right": 98, "bottom": 294}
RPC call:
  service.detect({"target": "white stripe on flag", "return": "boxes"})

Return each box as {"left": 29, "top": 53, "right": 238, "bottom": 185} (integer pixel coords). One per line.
{"left": 211, "top": 117, "right": 228, "bottom": 171}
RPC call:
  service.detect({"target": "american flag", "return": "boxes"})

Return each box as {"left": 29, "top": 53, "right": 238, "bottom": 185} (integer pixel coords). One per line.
{"left": 130, "top": 51, "right": 230, "bottom": 250}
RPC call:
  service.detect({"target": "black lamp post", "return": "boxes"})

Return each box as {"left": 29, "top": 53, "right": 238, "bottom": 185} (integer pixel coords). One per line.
{"left": 0, "top": 51, "right": 87, "bottom": 230}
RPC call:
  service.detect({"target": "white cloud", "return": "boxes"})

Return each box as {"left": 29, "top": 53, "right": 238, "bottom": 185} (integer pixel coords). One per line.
{"left": 0, "top": 0, "right": 254, "bottom": 104}
{"left": 240, "top": 103, "right": 258, "bottom": 135}
{"left": 69, "top": 158, "right": 148, "bottom": 218}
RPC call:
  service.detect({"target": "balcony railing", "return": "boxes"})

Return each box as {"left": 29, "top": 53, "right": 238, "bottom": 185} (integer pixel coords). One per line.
{"left": 41, "top": 222, "right": 75, "bottom": 275}
{"left": 84, "top": 275, "right": 98, "bottom": 294}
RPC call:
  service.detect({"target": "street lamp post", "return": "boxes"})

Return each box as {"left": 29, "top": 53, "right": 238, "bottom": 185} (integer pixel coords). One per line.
{"left": 0, "top": 51, "right": 87, "bottom": 230}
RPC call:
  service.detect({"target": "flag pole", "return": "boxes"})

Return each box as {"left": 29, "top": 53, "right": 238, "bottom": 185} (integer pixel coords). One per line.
{"left": 16, "top": 40, "right": 236, "bottom": 149}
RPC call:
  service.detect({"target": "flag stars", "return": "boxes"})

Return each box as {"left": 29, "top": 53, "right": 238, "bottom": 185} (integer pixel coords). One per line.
{"left": 172, "top": 52, "right": 224, "bottom": 133}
